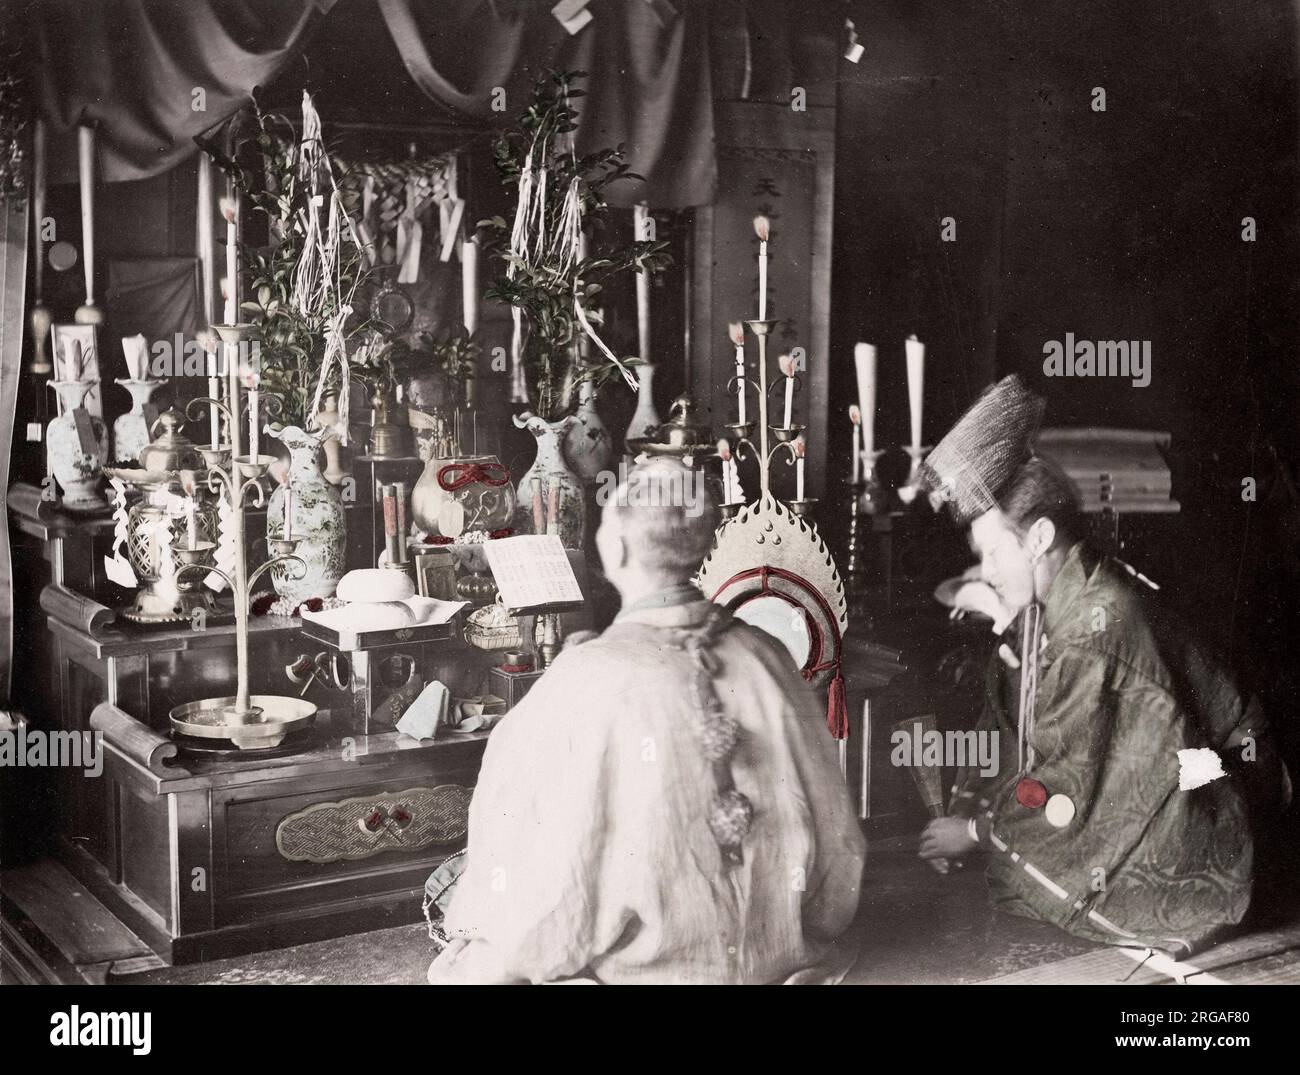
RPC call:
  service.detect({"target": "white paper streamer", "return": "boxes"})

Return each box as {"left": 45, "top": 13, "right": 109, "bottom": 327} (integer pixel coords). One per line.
{"left": 209, "top": 494, "right": 235, "bottom": 593}
{"left": 103, "top": 476, "right": 138, "bottom": 588}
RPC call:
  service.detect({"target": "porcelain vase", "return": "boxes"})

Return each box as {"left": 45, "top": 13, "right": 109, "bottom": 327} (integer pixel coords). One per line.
{"left": 266, "top": 425, "right": 346, "bottom": 603}
{"left": 47, "top": 380, "right": 108, "bottom": 511}
{"left": 514, "top": 414, "right": 585, "bottom": 548}
{"left": 112, "top": 378, "right": 164, "bottom": 465}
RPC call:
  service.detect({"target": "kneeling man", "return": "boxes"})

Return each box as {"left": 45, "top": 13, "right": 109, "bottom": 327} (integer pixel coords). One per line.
{"left": 918, "top": 377, "right": 1285, "bottom": 958}
{"left": 428, "top": 461, "right": 865, "bottom": 984}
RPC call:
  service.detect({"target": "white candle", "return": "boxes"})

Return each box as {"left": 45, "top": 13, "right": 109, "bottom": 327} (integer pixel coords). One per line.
{"left": 462, "top": 235, "right": 479, "bottom": 336}
{"left": 754, "top": 216, "right": 770, "bottom": 319}
{"left": 778, "top": 353, "right": 795, "bottom": 429}
{"left": 634, "top": 204, "right": 651, "bottom": 360}
{"left": 248, "top": 376, "right": 260, "bottom": 460}
{"left": 223, "top": 188, "right": 238, "bottom": 324}
{"left": 285, "top": 482, "right": 294, "bottom": 541}
{"left": 854, "top": 342, "right": 877, "bottom": 456}
{"left": 794, "top": 437, "right": 806, "bottom": 501}
{"left": 850, "top": 405, "right": 862, "bottom": 483}
{"left": 729, "top": 323, "right": 746, "bottom": 424}
{"left": 208, "top": 344, "right": 220, "bottom": 448}
{"left": 906, "top": 335, "right": 926, "bottom": 451}
{"left": 78, "top": 126, "right": 95, "bottom": 310}
{"left": 717, "top": 440, "right": 732, "bottom": 503}
{"left": 186, "top": 499, "right": 198, "bottom": 551}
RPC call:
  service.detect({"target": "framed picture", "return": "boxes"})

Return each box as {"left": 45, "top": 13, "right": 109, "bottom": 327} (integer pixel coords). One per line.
{"left": 49, "top": 323, "right": 103, "bottom": 417}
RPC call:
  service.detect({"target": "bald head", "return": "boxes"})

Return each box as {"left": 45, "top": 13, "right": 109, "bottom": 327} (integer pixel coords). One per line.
{"left": 596, "top": 460, "right": 719, "bottom": 593}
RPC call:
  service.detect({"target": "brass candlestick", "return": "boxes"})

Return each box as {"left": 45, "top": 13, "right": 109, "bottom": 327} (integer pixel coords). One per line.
{"left": 168, "top": 324, "right": 313, "bottom": 745}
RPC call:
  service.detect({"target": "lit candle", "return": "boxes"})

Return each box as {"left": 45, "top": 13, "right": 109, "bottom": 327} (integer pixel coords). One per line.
{"left": 778, "top": 353, "right": 795, "bottom": 429}
{"left": 854, "top": 342, "right": 877, "bottom": 456}
{"left": 905, "top": 335, "right": 926, "bottom": 452}
{"left": 717, "top": 439, "right": 732, "bottom": 503}
{"left": 285, "top": 480, "right": 294, "bottom": 541}
{"left": 793, "top": 436, "right": 806, "bottom": 501}
{"left": 634, "top": 204, "right": 652, "bottom": 360}
{"left": 729, "top": 322, "right": 746, "bottom": 424}
{"left": 221, "top": 190, "right": 238, "bottom": 324}
{"left": 754, "top": 215, "right": 770, "bottom": 319}
{"left": 849, "top": 405, "right": 862, "bottom": 483}
{"left": 186, "top": 497, "right": 198, "bottom": 551}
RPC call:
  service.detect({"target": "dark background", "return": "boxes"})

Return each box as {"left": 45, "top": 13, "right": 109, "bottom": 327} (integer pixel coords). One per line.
{"left": 17, "top": 0, "right": 1300, "bottom": 737}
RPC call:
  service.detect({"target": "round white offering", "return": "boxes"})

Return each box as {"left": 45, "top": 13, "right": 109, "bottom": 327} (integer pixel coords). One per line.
{"left": 336, "top": 567, "right": 415, "bottom": 603}
{"left": 1045, "top": 793, "right": 1076, "bottom": 829}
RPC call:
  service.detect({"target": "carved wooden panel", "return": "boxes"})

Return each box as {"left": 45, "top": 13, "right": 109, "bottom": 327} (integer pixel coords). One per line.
{"left": 275, "top": 784, "right": 472, "bottom": 864}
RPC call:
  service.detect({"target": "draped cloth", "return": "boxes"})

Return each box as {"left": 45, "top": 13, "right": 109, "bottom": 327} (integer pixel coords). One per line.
{"left": 427, "top": 600, "right": 865, "bottom": 985}
{"left": 949, "top": 543, "right": 1285, "bottom": 958}
{"left": 373, "top": 0, "right": 717, "bottom": 207}
{"left": 29, "top": 0, "right": 339, "bottom": 184}
{"left": 27, "top": 0, "right": 717, "bottom": 206}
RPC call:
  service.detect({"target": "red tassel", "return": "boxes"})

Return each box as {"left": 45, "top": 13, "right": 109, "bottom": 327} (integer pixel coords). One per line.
{"left": 826, "top": 667, "right": 849, "bottom": 740}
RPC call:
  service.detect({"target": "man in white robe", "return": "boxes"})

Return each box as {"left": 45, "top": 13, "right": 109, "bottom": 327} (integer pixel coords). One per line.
{"left": 427, "top": 461, "right": 865, "bottom": 984}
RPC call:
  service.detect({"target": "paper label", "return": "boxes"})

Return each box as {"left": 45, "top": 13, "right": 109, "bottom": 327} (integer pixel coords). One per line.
{"left": 72, "top": 409, "right": 97, "bottom": 457}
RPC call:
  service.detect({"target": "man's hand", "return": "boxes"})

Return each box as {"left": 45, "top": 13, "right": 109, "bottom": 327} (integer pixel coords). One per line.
{"left": 919, "top": 817, "right": 978, "bottom": 871}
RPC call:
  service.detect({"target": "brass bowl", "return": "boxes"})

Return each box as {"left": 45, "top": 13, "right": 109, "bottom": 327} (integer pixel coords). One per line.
{"left": 170, "top": 694, "right": 317, "bottom": 750}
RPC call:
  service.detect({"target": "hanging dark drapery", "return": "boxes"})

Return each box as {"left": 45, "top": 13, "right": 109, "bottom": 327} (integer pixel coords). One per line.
{"left": 375, "top": 0, "right": 717, "bottom": 207}
{"left": 28, "top": 0, "right": 338, "bottom": 184}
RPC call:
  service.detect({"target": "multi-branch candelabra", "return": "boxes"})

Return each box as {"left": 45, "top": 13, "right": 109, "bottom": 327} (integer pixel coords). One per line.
{"left": 719, "top": 319, "right": 816, "bottom": 518}
{"left": 168, "top": 323, "right": 314, "bottom": 748}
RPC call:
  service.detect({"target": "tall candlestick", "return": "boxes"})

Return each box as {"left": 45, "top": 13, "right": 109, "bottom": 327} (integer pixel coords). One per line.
{"left": 905, "top": 335, "right": 926, "bottom": 451}
{"left": 634, "top": 204, "right": 652, "bottom": 360}
{"left": 754, "top": 216, "right": 770, "bottom": 319}
{"left": 854, "top": 342, "right": 877, "bottom": 456}
{"left": 729, "top": 322, "right": 746, "bottom": 424}
{"left": 849, "top": 405, "right": 862, "bottom": 484}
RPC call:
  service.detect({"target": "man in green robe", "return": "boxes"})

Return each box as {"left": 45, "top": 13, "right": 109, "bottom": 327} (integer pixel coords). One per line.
{"left": 917, "top": 378, "right": 1286, "bottom": 957}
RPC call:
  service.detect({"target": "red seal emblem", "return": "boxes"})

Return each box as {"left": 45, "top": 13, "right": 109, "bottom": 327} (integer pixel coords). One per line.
{"left": 1015, "top": 777, "right": 1048, "bottom": 809}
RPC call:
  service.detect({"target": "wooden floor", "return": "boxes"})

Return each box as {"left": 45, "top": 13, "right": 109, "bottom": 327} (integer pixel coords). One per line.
{"left": 8, "top": 835, "right": 1298, "bottom": 985}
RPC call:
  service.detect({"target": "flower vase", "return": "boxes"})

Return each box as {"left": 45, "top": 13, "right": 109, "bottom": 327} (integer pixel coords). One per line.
{"left": 47, "top": 380, "right": 109, "bottom": 511}
{"left": 266, "top": 425, "right": 346, "bottom": 603}
{"left": 112, "top": 378, "right": 164, "bottom": 464}
{"left": 624, "top": 361, "right": 660, "bottom": 447}
{"left": 514, "top": 414, "right": 585, "bottom": 548}
{"left": 564, "top": 377, "right": 613, "bottom": 483}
